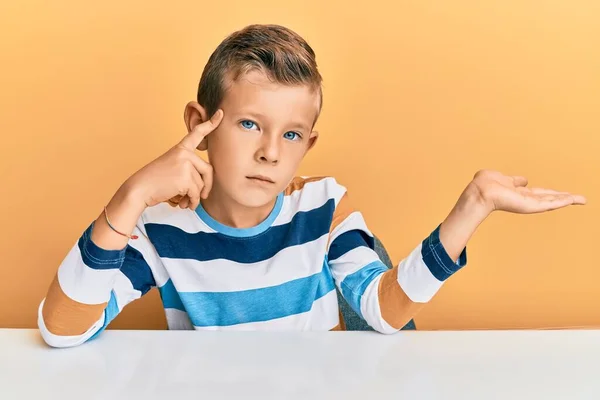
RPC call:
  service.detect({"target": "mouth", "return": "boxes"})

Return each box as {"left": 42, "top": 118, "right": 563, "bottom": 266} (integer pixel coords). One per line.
{"left": 246, "top": 175, "right": 275, "bottom": 184}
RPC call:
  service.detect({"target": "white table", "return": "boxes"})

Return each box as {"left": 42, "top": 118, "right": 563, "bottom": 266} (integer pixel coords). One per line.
{"left": 1, "top": 328, "right": 600, "bottom": 399}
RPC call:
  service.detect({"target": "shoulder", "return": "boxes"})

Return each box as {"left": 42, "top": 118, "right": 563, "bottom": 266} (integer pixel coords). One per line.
{"left": 284, "top": 176, "right": 348, "bottom": 205}
{"left": 275, "top": 176, "right": 349, "bottom": 224}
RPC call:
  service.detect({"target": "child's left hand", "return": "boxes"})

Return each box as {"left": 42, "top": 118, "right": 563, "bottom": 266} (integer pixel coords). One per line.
{"left": 439, "top": 169, "right": 586, "bottom": 261}
{"left": 468, "top": 169, "right": 587, "bottom": 215}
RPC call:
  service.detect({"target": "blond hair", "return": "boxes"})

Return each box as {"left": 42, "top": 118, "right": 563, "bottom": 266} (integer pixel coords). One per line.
{"left": 197, "top": 24, "right": 323, "bottom": 117}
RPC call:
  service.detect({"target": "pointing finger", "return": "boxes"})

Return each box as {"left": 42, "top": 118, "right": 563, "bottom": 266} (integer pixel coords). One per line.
{"left": 179, "top": 109, "right": 223, "bottom": 149}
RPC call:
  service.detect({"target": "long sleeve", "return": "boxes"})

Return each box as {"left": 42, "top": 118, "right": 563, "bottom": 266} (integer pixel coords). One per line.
{"left": 327, "top": 193, "right": 467, "bottom": 334}
{"left": 38, "top": 219, "right": 161, "bottom": 348}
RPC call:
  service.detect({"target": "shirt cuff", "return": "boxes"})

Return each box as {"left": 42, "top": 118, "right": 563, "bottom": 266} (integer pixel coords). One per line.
{"left": 78, "top": 222, "right": 127, "bottom": 270}
{"left": 420, "top": 224, "right": 467, "bottom": 281}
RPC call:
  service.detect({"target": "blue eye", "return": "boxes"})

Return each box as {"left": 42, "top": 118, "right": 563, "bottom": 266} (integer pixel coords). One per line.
{"left": 283, "top": 131, "right": 301, "bottom": 141}
{"left": 240, "top": 120, "right": 257, "bottom": 130}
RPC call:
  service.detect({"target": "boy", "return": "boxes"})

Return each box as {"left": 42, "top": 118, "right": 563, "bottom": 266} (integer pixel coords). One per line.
{"left": 38, "top": 24, "right": 585, "bottom": 348}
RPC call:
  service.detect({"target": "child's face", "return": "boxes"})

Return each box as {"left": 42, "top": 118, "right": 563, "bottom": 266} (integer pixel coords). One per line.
{"left": 203, "top": 70, "right": 320, "bottom": 208}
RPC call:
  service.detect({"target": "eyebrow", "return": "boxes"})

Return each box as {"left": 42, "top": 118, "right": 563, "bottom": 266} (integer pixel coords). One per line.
{"left": 237, "top": 110, "right": 310, "bottom": 132}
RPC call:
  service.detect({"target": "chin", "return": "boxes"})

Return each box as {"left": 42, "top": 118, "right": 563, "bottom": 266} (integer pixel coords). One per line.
{"left": 231, "top": 189, "right": 279, "bottom": 209}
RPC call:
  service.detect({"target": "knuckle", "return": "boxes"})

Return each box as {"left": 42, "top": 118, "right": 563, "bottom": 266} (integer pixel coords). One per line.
{"left": 182, "top": 160, "right": 195, "bottom": 174}
{"left": 174, "top": 148, "right": 189, "bottom": 162}
{"left": 473, "top": 169, "right": 493, "bottom": 180}
{"left": 172, "top": 144, "right": 185, "bottom": 154}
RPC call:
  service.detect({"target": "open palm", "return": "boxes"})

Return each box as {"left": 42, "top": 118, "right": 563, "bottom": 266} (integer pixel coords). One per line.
{"left": 471, "top": 170, "right": 586, "bottom": 214}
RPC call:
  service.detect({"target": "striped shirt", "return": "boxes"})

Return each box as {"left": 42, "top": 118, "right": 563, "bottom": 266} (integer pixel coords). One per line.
{"left": 38, "top": 176, "right": 467, "bottom": 347}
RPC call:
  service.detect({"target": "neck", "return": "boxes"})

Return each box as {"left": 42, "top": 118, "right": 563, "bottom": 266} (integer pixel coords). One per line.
{"left": 200, "top": 185, "right": 276, "bottom": 229}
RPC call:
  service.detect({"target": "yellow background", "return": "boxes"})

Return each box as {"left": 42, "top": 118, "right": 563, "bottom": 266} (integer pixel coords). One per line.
{"left": 1, "top": 1, "right": 598, "bottom": 330}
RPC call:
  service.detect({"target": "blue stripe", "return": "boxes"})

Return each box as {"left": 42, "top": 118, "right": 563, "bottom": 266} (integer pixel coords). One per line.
{"left": 158, "top": 279, "right": 186, "bottom": 311}
{"left": 146, "top": 198, "right": 335, "bottom": 263}
{"left": 195, "top": 192, "right": 284, "bottom": 237}
{"left": 120, "top": 246, "right": 156, "bottom": 295}
{"left": 88, "top": 290, "right": 119, "bottom": 341}
{"left": 177, "top": 261, "right": 335, "bottom": 327}
{"left": 78, "top": 223, "right": 125, "bottom": 270}
{"left": 328, "top": 229, "right": 375, "bottom": 261}
{"left": 421, "top": 224, "right": 467, "bottom": 281}
{"left": 339, "top": 260, "right": 388, "bottom": 319}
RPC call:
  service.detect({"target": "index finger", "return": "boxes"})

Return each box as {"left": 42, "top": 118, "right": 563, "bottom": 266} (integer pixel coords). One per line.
{"left": 179, "top": 109, "right": 223, "bottom": 149}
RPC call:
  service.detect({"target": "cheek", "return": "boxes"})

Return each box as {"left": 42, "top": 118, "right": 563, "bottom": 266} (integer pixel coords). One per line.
{"left": 208, "top": 132, "right": 250, "bottom": 170}
{"left": 283, "top": 146, "right": 307, "bottom": 165}
{"left": 275, "top": 149, "right": 305, "bottom": 179}
{"left": 215, "top": 127, "right": 252, "bottom": 150}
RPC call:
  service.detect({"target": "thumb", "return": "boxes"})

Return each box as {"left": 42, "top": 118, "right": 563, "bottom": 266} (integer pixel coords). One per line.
{"left": 179, "top": 109, "right": 223, "bottom": 149}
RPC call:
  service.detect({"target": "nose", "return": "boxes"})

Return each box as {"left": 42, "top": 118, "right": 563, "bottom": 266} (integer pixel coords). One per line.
{"left": 255, "top": 134, "right": 280, "bottom": 165}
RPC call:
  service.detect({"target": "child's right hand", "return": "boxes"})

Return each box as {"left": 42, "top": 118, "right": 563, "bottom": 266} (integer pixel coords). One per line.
{"left": 121, "top": 109, "right": 223, "bottom": 211}
{"left": 90, "top": 110, "right": 223, "bottom": 250}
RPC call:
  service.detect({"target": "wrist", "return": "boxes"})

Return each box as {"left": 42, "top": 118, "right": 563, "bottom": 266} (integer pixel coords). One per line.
{"left": 115, "top": 179, "right": 149, "bottom": 213}
{"left": 89, "top": 182, "right": 147, "bottom": 249}
{"left": 455, "top": 182, "right": 493, "bottom": 223}
{"left": 438, "top": 182, "right": 492, "bottom": 262}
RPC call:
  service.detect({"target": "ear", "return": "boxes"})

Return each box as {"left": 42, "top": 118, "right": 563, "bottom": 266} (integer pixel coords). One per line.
{"left": 306, "top": 130, "right": 319, "bottom": 151}
{"left": 184, "top": 101, "right": 210, "bottom": 150}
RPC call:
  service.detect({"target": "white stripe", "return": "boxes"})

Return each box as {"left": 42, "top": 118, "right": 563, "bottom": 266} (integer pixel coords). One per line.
{"left": 37, "top": 299, "right": 104, "bottom": 348}
{"left": 112, "top": 271, "right": 142, "bottom": 311}
{"left": 190, "top": 289, "right": 339, "bottom": 331}
{"left": 397, "top": 243, "right": 443, "bottom": 303}
{"left": 328, "top": 211, "right": 374, "bottom": 251}
{"left": 163, "top": 234, "right": 329, "bottom": 292}
{"left": 57, "top": 244, "right": 121, "bottom": 304}
{"left": 304, "top": 289, "right": 341, "bottom": 331}
{"left": 165, "top": 308, "right": 194, "bottom": 330}
{"left": 358, "top": 274, "right": 398, "bottom": 334}
{"left": 141, "top": 203, "right": 216, "bottom": 235}
{"left": 274, "top": 177, "right": 346, "bottom": 227}
{"left": 328, "top": 246, "right": 380, "bottom": 288}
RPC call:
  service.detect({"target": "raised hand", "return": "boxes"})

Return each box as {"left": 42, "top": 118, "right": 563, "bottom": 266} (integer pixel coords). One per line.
{"left": 469, "top": 169, "right": 586, "bottom": 214}
{"left": 124, "top": 109, "right": 223, "bottom": 211}
{"left": 438, "top": 169, "right": 586, "bottom": 262}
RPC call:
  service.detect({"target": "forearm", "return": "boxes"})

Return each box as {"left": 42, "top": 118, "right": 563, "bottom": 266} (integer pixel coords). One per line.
{"left": 41, "top": 274, "right": 108, "bottom": 336}
{"left": 40, "top": 216, "right": 136, "bottom": 345}
{"left": 91, "top": 183, "right": 146, "bottom": 251}
{"left": 40, "top": 219, "right": 157, "bottom": 347}
{"left": 365, "top": 169, "right": 582, "bottom": 334}
{"left": 40, "top": 222, "right": 127, "bottom": 338}
{"left": 439, "top": 183, "right": 490, "bottom": 262}
{"left": 331, "top": 226, "right": 467, "bottom": 334}
{"left": 375, "top": 266, "right": 427, "bottom": 331}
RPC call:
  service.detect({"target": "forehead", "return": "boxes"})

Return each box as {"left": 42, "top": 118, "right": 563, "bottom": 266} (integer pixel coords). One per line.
{"left": 221, "top": 70, "right": 320, "bottom": 127}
